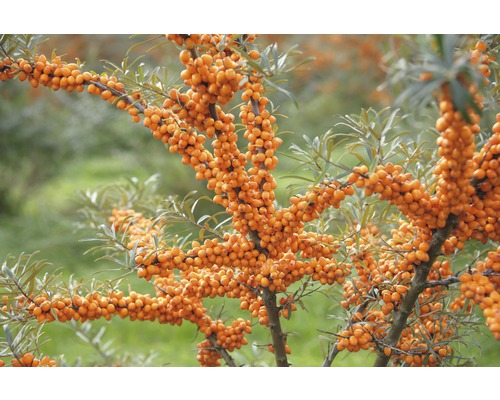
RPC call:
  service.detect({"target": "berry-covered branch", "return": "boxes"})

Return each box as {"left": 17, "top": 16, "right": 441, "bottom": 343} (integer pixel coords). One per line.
{"left": 373, "top": 213, "right": 459, "bottom": 366}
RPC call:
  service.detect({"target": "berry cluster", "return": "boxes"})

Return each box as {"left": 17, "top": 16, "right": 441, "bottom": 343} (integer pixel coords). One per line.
{"left": 451, "top": 246, "right": 500, "bottom": 339}
{"left": 196, "top": 339, "right": 223, "bottom": 367}
{"left": 433, "top": 91, "right": 479, "bottom": 217}
{"left": 336, "top": 223, "right": 456, "bottom": 365}
{"left": 0, "top": 353, "right": 56, "bottom": 367}
{"left": 347, "top": 164, "right": 436, "bottom": 229}
{"left": 463, "top": 113, "right": 500, "bottom": 244}
{"left": 336, "top": 322, "right": 375, "bottom": 352}
{"left": 432, "top": 40, "right": 496, "bottom": 252}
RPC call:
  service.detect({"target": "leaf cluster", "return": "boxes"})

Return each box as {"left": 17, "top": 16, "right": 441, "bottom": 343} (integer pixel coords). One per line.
{"left": 1, "top": 253, "right": 54, "bottom": 307}
{"left": 385, "top": 34, "right": 489, "bottom": 122}
{"left": 0, "top": 34, "right": 48, "bottom": 61}
{"left": 0, "top": 324, "right": 49, "bottom": 360}
{"left": 156, "top": 190, "right": 232, "bottom": 246}
{"left": 237, "top": 40, "right": 315, "bottom": 108}
{"left": 0, "top": 253, "right": 56, "bottom": 360}
{"left": 103, "top": 35, "right": 178, "bottom": 108}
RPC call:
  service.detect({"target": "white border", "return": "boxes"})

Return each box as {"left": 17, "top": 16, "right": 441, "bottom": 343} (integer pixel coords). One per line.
{"left": 4, "top": 1, "right": 500, "bottom": 34}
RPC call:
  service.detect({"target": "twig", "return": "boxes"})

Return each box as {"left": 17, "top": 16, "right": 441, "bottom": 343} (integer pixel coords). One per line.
{"left": 174, "top": 211, "right": 226, "bottom": 242}
{"left": 7, "top": 272, "right": 36, "bottom": 305}
{"left": 89, "top": 80, "right": 147, "bottom": 114}
{"left": 322, "top": 342, "right": 340, "bottom": 367}
{"left": 424, "top": 276, "right": 460, "bottom": 288}
{"left": 426, "top": 270, "right": 500, "bottom": 288}
{"left": 70, "top": 322, "right": 115, "bottom": 366}
{"left": 237, "top": 280, "right": 261, "bottom": 297}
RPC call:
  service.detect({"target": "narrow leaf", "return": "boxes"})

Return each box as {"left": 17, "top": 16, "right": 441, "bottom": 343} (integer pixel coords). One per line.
{"left": 3, "top": 325, "right": 13, "bottom": 345}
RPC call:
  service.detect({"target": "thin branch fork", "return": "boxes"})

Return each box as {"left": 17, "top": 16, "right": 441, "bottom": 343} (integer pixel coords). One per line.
{"left": 322, "top": 342, "right": 340, "bottom": 367}
{"left": 322, "top": 301, "right": 370, "bottom": 367}
{"left": 207, "top": 333, "right": 237, "bottom": 367}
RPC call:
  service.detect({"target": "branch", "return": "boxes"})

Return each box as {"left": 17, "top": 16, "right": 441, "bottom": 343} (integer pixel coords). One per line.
{"left": 426, "top": 270, "right": 500, "bottom": 288}
{"left": 207, "top": 333, "right": 237, "bottom": 367}
{"left": 424, "top": 276, "right": 460, "bottom": 288}
{"left": 322, "top": 342, "right": 340, "bottom": 367}
{"left": 262, "top": 287, "right": 289, "bottom": 367}
{"left": 373, "top": 213, "right": 459, "bottom": 367}
{"left": 322, "top": 301, "right": 369, "bottom": 367}
{"left": 246, "top": 229, "right": 289, "bottom": 366}
{"left": 88, "top": 80, "right": 147, "bottom": 114}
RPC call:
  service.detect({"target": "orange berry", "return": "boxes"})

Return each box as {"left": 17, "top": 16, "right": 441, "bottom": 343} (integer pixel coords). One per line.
{"left": 404, "top": 355, "right": 414, "bottom": 365}
{"left": 420, "top": 72, "right": 433, "bottom": 81}
{"left": 248, "top": 50, "right": 260, "bottom": 60}
{"left": 21, "top": 352, "right": 35, "bottom": 366}
{"left": 101, "top": 90, "right": 112, "bottom": 101}
{"left": 11, "top": 358, "right": 21, "bottom": 367}
{"left": 460, "top": 273, "right": 472, "bottom": 283}
{"left": 476, "top": 40, "right": 487, "bottom": 51}
{"left": 116, "top": 99, "right": 127, "bottom": 110}
{"left": 436, "top": 117, "right": 449, "bottom": 132}
{"left": 179, "top": 50, "right": 191, "bottom": 65}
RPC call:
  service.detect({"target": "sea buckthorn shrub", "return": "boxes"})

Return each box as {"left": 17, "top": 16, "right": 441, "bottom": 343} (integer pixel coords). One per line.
{"left": 0, "top": 34, "right": 499, "bottom": 367}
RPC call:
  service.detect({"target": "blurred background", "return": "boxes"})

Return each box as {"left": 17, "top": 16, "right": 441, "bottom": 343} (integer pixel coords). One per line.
{"left": 0, "top": 34, "right": 498, "bottom": 366}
